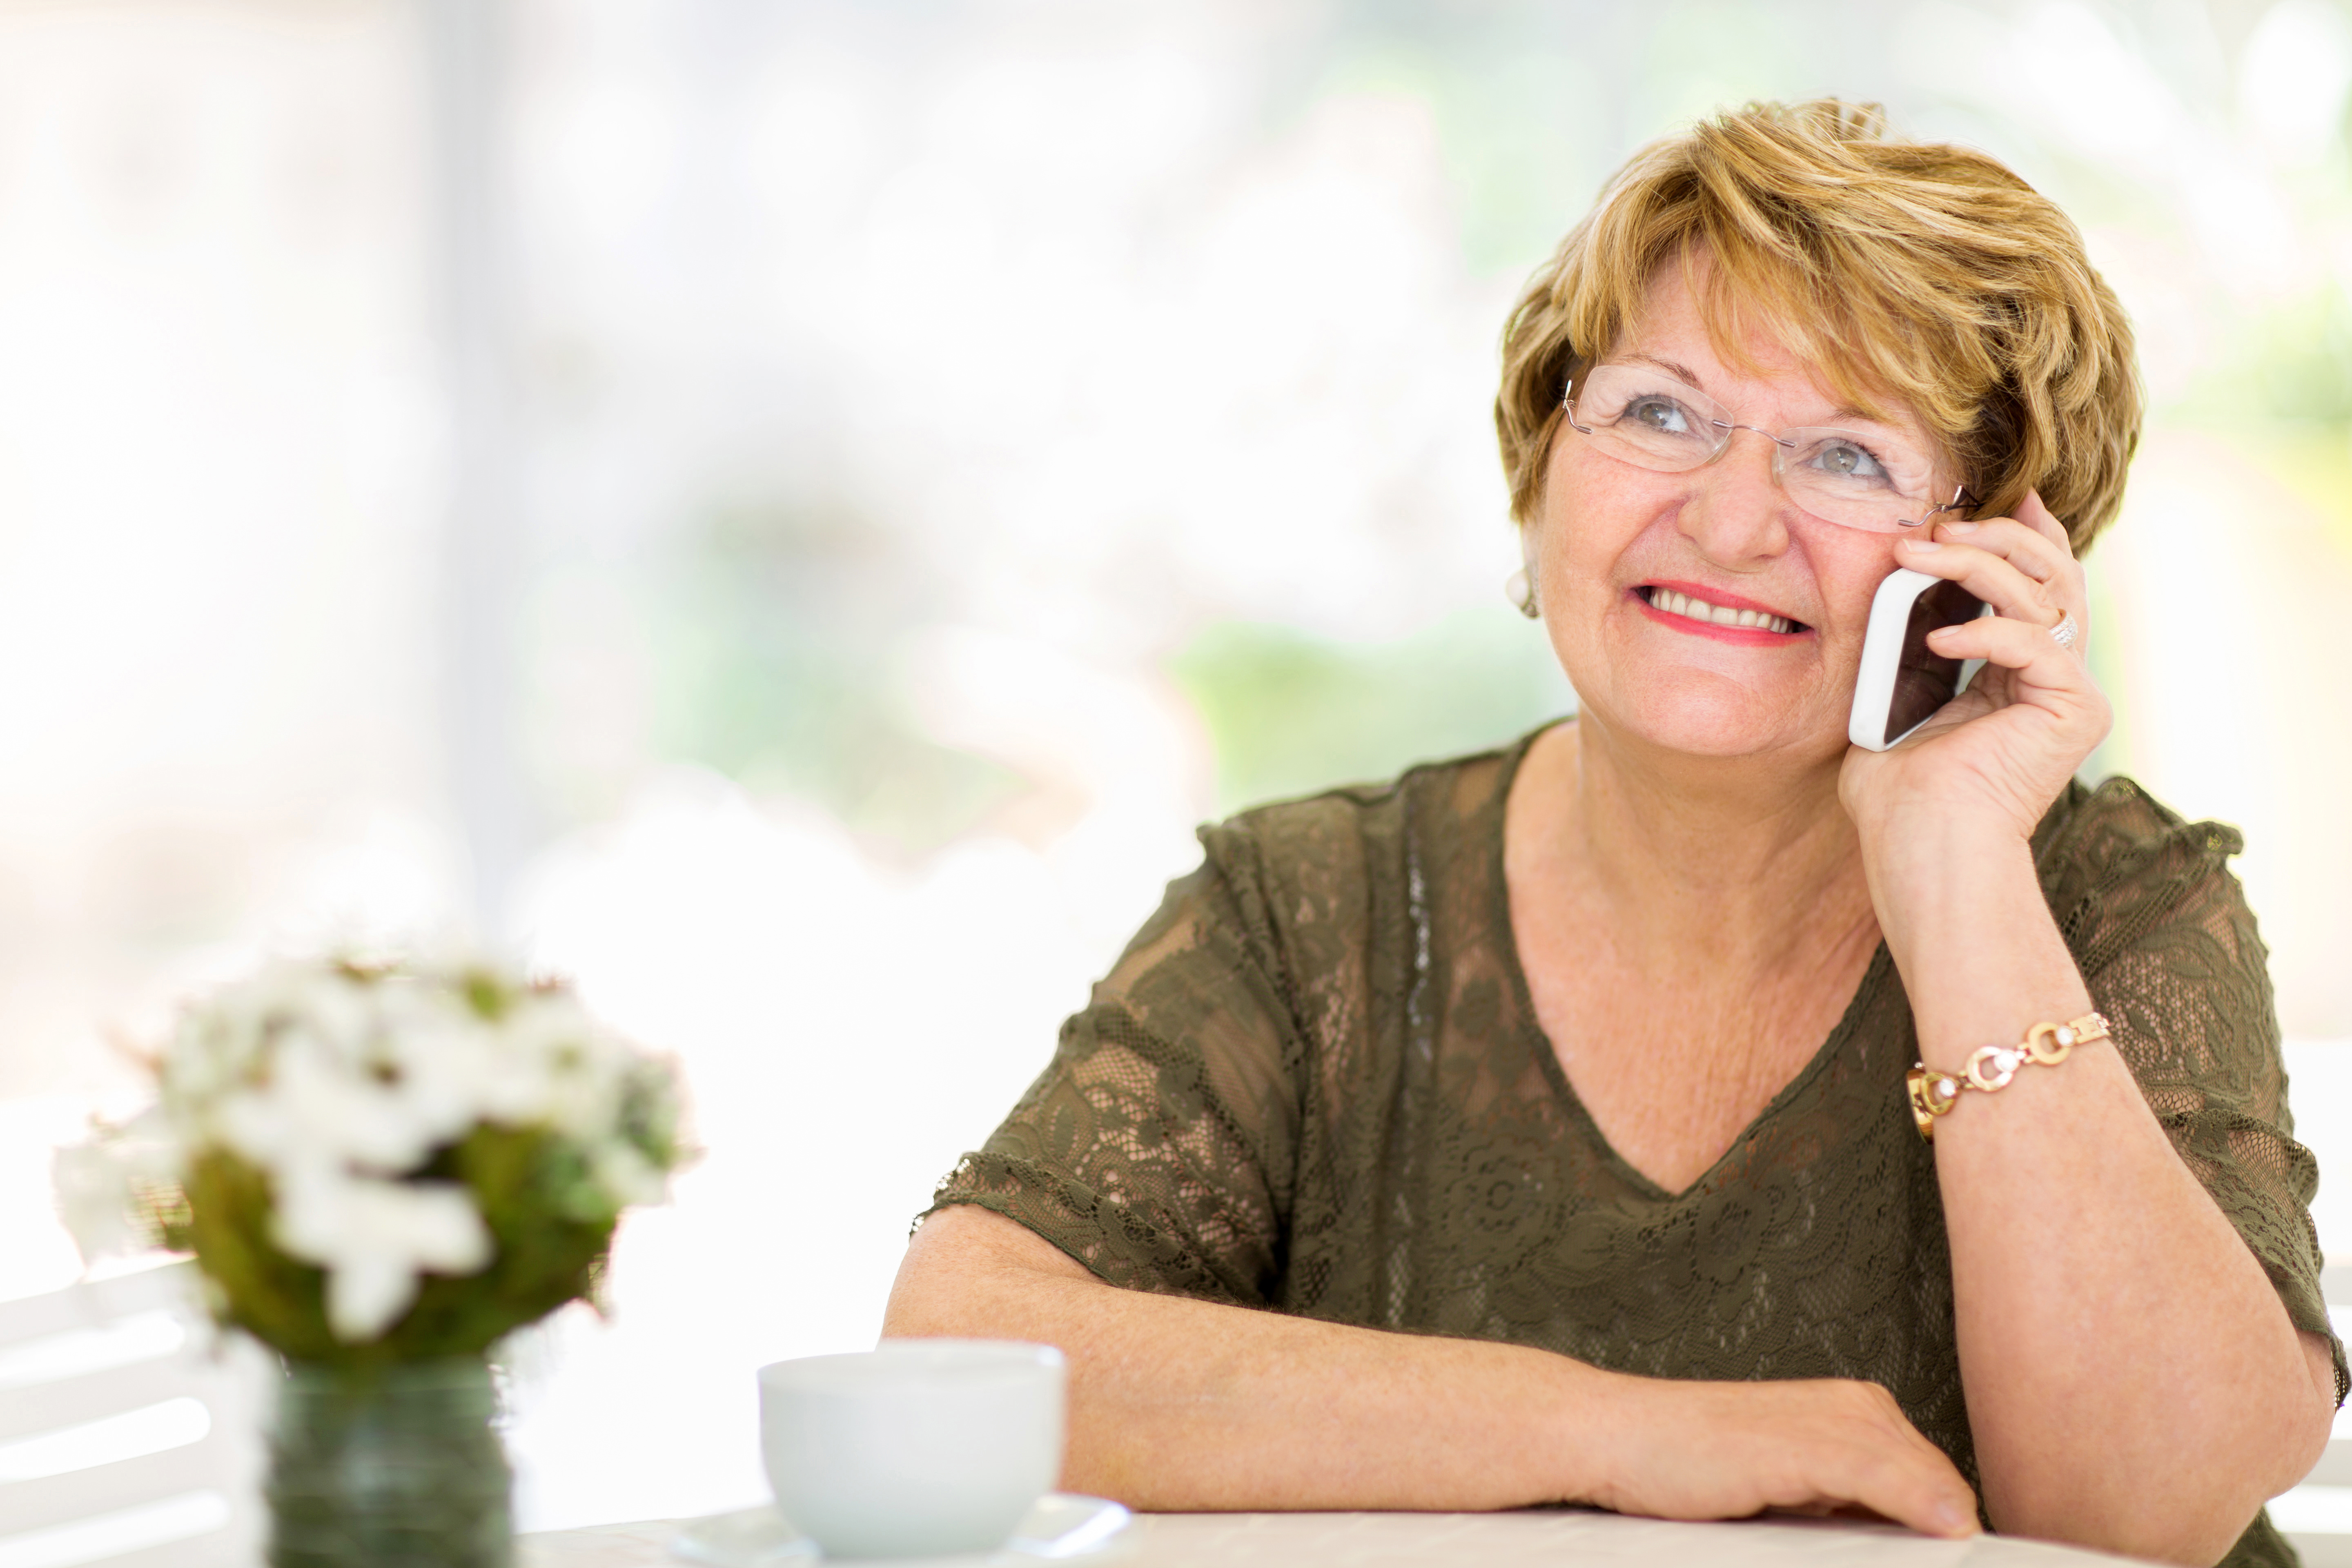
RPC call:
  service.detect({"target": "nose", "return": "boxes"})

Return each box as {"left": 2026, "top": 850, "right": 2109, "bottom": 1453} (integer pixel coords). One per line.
{"left": 1677, "top": 428, "right": 1793, "bottom": 566}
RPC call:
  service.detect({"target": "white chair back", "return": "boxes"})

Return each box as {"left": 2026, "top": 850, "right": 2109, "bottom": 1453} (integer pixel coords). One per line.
{"left": 0, "top": 1261, "right": 262, "bottom": 1568}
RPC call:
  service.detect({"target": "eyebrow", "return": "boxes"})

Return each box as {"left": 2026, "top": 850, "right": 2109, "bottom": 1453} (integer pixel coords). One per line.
{"left": 1621, "top": 352, "right": 1709, "bottom": 390}
{"left": 1616, "top": 353, "right": 1910, "bottom": 435}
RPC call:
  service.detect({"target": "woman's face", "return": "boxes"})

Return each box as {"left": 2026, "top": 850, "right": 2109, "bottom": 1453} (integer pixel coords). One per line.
{"left": 1530, "top": 264, "right": 1957, "bottom": 766}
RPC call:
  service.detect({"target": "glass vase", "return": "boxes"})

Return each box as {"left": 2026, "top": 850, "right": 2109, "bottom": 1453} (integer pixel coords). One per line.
{"left": 266, "top": 1357, "right": 512, "bottom": 1568}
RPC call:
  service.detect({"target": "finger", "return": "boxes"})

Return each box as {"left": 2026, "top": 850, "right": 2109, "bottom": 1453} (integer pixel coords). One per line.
{"left": 1749, "top": 1390, "right": 1979, "bottom": 1540}
{"left": 1927, "top": 611, "right": 2092, "bottom": 688}
{"left": 1752, "top": 1437, "right": 1978, "bottom": 1539}
{"left": 1921, "top": 518, "right": 2091, "bottom": 655}
{"left": 1930, "top": 517, "right": 2076, "bottom": 588}
{"left": 1836, "top": 1445, "right": 1981, "bottom": 1539}
{"left": 2014, "top": 489, "right": 2071, "bottom": 551}
{"left": 1894, "top": 535, "right": 2060, "bottom": 628}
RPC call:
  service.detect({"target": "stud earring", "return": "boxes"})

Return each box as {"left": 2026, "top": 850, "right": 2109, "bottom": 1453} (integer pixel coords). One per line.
{"left": 1507, "top": 526, "right": 1542, "bottom": 620}
{"left": 1505, "top": 567, "right": 1539, "bottom": 619}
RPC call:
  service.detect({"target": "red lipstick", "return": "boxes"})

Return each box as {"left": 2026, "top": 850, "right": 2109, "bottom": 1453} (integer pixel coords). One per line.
{"left": 1632, "top": 583, "right": 1809, "bottom": 645}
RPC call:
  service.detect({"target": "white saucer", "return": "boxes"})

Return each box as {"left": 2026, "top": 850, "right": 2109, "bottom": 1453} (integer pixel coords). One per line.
{"left": 670, "top": 1493, "right": 1131, "bottom": 1567}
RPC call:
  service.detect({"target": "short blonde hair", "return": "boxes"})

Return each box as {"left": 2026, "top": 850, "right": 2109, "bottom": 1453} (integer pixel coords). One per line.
{"left": 1495, "top": 100, "right": 2141, "bottom": 552}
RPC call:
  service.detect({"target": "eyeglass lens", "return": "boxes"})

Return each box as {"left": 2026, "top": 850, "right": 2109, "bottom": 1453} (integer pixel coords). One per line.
{"left": 1566, "top": 363, "right": 1960, "bottom": 532}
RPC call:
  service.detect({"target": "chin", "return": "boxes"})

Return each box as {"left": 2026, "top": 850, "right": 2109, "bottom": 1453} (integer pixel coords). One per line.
{"left": 1593, "top": 672, "right": 1832, "bottom": 760}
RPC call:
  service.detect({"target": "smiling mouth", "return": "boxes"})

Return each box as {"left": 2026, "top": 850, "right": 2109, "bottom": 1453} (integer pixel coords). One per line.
{"left": 1637, "top": 585, "right": 1807, "bottom": 636}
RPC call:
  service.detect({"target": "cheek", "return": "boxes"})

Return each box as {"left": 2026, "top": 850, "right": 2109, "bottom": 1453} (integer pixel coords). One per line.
{"left": 1806, "top": 528, "right": 1905, "bottom": 639}
{"left": 1537, "top": 450, "right": 1662, "bottom": 576}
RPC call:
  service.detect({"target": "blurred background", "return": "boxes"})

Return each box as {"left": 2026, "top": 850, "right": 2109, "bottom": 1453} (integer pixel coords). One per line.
{"left": 0, "top": 0, "right": 2348, "bottom": 1535}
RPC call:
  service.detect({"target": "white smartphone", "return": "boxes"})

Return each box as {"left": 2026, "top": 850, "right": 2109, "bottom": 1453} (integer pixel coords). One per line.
{"left": 1848, "top": 567, "right": 1990, "bottom": 751}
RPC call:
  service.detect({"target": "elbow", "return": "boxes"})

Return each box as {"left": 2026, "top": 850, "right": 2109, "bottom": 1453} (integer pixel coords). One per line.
{"left": 1995, "top": 1491, "right": 2252, "bottom": 1568}
{"left": 880, "top": 1281, "right": 964, "bottom": 1341}
{"left": 2277, "top": 1379, "right": 2340, "bottom": 1498}
{"left": 881, "top": 1203, "right": 1095, "bottom": 1343}
{"left": 1993, "top": 1409, "right": 2335, "bottom": 1568}
{"left": 2141, "top": 1466, "right": 2315, "bottom": 1568}
{"left": 2163, "top": 1495, "right": 2294, "bottom": 1568}
{"left": 1992, "top": 1331, "right": 2339, "bottom": 1566}
{"left": 881, "top": 1237, "right": 996, "bottom": 1341}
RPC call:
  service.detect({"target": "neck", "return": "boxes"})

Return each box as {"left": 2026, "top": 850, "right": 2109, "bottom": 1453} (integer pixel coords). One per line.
{"left": 1524, "top": 713, "right": 1877, "bottom": 978}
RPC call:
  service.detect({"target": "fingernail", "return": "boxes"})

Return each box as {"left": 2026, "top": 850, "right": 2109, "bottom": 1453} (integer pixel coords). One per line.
{"left": 1939, "top": 520, "right": 1980, "bottom": 535}
{"left": 1936, "top": 1503, "right": 1980, "bottom": 1536}
{"left": 1900, "top": 537, "right": 1940, "bottom": 552}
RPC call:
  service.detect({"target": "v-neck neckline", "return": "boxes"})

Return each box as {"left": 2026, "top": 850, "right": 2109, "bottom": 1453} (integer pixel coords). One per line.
{"left": 1483, "top": 720, "right": 1893, "bottom": 1205}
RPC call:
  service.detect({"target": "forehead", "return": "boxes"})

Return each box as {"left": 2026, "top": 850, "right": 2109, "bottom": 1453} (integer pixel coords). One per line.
{"left": 1615, "top": 257, "right": 1921, "bottom": 434}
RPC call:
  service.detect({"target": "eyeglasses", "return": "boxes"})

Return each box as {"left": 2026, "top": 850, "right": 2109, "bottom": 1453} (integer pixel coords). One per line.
{"left": 1563, "top": 363, "right": 1976, "bottom": 533}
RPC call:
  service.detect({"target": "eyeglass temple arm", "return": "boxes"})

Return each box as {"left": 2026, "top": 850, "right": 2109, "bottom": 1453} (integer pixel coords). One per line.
{"left": 1900, "top": 484, "right": 1978, "bottom": 527}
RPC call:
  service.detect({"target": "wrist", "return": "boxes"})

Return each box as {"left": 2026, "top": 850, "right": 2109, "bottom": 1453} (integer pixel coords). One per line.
{"left": 1861, "top": 832, "right": 2093, "bottom": 1080}
{"left": 1858, "top": 800, "right": 2029, "bottom": 870}
{"left": 1536, "top": 1358, "right": 1642, "bottom": 1509}
{"left": 1907, "top": 1009, "right": 2110, "bottom": 1127}
{"left": 1863, "top": 820, "right": 2039, "bottom": 952}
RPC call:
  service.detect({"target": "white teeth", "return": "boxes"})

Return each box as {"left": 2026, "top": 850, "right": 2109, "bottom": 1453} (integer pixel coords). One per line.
{"left": 1647, "top": 588, "right": 1794, "bottom": 635}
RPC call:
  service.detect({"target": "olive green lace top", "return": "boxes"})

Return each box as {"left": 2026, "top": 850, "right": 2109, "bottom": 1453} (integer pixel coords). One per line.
{"left": 928, "top": 725, "right": 2342, "bottom": 1568}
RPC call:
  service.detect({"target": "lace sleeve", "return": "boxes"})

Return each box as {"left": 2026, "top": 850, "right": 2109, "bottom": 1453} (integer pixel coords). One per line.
{"left": 923, "top": 829, "right": 1307, "bottom": 1306}
{"left": 2050, "top": 780, "right": 2347, "bottom": 1404}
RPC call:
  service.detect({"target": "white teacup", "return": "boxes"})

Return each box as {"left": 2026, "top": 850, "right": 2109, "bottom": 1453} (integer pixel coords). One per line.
{"left": 757, "top": 1339, "right": 1067, "bottom": 1560}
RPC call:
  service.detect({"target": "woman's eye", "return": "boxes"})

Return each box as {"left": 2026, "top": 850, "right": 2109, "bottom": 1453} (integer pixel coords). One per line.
{"left": 1808, "top": 439, "right": 1889, "bottom": 481}
{"left": 1624, "top": 397, "right": 1692, "bottom": 434}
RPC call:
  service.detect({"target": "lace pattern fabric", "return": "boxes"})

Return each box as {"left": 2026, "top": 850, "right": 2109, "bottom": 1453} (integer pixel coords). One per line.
{"left": 928, "top": 728, "right": 2339, "bottom": 1568}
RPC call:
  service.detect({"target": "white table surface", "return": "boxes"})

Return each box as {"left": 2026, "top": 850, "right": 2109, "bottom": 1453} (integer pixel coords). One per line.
{"left": 517, "top": 1509, "right": 2141, "bottom": 1568}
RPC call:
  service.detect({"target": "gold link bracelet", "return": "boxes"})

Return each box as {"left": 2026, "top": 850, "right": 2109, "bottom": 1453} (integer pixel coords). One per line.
{"left": 1906, "top": 1011, "right": 2110, "bottom": 1142}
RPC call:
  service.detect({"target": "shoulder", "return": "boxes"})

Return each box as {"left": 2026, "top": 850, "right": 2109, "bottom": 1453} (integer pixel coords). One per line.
{"left": 2034, "top": 774, "right": 2241, "bottom": 880}
{"left": 1196, "top": 733, "right": 1528, "bottom": 905}
{"left": 1185, "top": 738, "right": 1533, "bottom": 968}
{"left": 2032, "top": 774, "right": 2263, "bottom": 980}
{"left": 2033, "top": 774, "right": 2243, "bottom": 897}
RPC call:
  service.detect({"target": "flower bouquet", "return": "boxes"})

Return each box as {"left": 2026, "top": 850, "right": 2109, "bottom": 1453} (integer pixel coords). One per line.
{"left": 61, "top": 953, "right": 686, "bottom": 1568}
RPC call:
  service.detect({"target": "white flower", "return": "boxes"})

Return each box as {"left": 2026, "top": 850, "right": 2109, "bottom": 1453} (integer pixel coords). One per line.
{"left": 51, "top": 1142, "right": 136, "bottom": 1261}
{"left": 272, "top": 1161, "right": 494, "bottom": 1340}
{"left": 89, "top": 949, "right": 682, "bottom": 1344}
{"left": 52, "top": 1106, "right": 180, "bottom": 1265}
{"left": 589, "top": 1141, "right": 666, "bottom": 1208}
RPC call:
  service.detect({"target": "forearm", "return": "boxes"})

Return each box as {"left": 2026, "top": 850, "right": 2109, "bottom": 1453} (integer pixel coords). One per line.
{"left": 1871, "top": 826, "right": 2331, "bottom": 1562}
{"left": 882, "top": 1205, "right": 1599, "bottom": 1509}
{"left": 890, "top": 1206, "right": 1982, "bottom": 1532}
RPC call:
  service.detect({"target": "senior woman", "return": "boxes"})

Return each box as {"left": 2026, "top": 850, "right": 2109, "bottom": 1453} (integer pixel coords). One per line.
{"left": 883, "top": 100, "right": 2340, "bottom": 1568}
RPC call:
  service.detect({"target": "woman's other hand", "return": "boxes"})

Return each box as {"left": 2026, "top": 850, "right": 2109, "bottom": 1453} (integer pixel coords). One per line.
{"left": 893, "top": 1208, "right": 1982, "bottom": 1536}
{"left": 1591, "top": 1374, "right": 1980, "bottom": 1540}
{"left": 1838, "top": 492, "right": 2111, "bottom": 847}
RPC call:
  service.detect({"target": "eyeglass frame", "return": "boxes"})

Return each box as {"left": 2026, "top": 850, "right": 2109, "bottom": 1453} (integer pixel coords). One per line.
{"left": 1561, "top": 365, "right": 1979, "bottom": 532}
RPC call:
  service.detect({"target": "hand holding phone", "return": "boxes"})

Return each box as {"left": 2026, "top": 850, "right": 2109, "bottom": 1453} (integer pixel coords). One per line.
{"left": 1848, "top": 568, "right": 1990, "bottom": 751}
{"left": 1839, "top": 494, "right": 2110, "bottom": 856}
